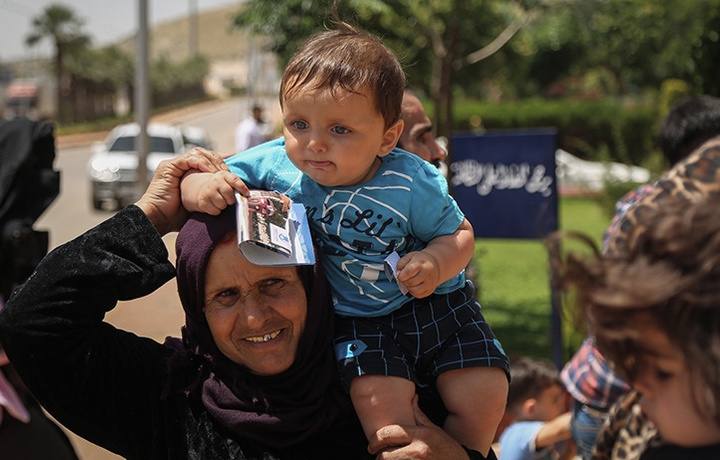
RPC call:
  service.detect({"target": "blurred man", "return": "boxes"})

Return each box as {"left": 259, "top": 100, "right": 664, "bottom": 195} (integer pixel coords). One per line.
{"left": 234, "top": 104, "right": 269, "bottom": 152}
{"left": 398, "top": 90, "right": 448, "bottom": 173}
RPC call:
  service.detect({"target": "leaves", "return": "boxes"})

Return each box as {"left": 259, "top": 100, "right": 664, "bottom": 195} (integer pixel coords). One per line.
{"left": 25, "top": 3, "right": 91, "bottom": 50}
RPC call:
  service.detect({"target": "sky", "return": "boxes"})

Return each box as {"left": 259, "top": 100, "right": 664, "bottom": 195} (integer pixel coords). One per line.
{"left": 0, "top": 0, "right": 243, "bottom": 62}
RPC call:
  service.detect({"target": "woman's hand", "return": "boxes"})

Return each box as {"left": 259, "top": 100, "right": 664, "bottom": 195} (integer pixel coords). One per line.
{"left": 368, "top": 396, "right": 471, "bottom": 460}
{"left": 135, "top": 147, "right": 228, "bottom": 235}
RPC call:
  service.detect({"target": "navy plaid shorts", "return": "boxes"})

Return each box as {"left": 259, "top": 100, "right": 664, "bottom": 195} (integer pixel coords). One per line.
{"left": 334, "top": 281, "right": 509, "bottom": 391}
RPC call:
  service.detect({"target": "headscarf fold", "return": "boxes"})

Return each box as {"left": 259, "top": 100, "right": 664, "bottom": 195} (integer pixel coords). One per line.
{"left": 169, "top": 205, "right": 351, "bottom": 447}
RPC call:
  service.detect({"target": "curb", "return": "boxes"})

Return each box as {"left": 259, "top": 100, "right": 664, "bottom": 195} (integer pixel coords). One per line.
{"left": 56, "top": 131, "right": 109, "bottom": 149}
{"left": 56, "top": 98, "right": 229, "bottom": 149}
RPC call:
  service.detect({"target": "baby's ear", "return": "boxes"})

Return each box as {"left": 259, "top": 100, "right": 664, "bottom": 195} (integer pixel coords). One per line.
{"left": 521, "top": 398, "right": 538, "bottom": 418}
{"left": 378, "top": 120, "right": 404, "bottom": 157}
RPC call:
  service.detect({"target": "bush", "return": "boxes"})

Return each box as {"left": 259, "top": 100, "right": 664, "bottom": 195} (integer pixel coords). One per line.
{"left": 451, "top": 98, "right": 656, "bottom": 166}
{"left": 151, "top": 55, "right": 210, "bottom": 108}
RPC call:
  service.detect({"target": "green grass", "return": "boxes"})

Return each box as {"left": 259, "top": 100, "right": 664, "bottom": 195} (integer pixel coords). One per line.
{"left": 475, "top": 197, "right": 608, "bottom": 363}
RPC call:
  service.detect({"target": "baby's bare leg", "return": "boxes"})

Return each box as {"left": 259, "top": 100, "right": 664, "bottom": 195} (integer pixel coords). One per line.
{"left": 350, "top": 374, "right": 416, "bottom": 439}
{"left": 437, "top": 367, "right": 508, "bottom": 455}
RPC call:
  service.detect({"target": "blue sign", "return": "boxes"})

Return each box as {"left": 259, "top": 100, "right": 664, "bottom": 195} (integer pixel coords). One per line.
{"left": 450, "top": 129, "right": 558, "bottom": 239}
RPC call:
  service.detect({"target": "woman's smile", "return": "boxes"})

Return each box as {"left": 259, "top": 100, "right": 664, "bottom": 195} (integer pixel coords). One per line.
{"left": 244, "top": 329, "right": 282, "bottom": 343}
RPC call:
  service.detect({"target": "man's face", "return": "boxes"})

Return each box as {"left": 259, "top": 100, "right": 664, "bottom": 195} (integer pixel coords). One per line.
{"left": 399, "top": 93, "right": 447, "bottom": 167}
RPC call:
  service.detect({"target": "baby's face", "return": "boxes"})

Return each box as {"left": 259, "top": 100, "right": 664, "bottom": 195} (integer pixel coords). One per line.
{"left": 632, "top": 325, "right": 720, "bottom": 447}
{"left": 282, "top": 86, "right": 399, "bottom": 187}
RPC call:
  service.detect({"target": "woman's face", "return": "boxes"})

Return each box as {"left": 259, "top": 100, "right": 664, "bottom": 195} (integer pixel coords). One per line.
{"left": 203, "top": 238, "right": 307, "bottom": 376}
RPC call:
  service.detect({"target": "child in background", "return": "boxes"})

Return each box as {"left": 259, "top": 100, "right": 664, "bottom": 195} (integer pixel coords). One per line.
{"left": 180, "top": 20, "right": 509, "bottom": 456}
{"left": 549, "top": 193, "right": 720, "bottom": 459}
{"left": 499, "top": 356, "right": 573, "bottom": 460}
{"left": 560, "top": 94, "right": 720, "bottom": 460}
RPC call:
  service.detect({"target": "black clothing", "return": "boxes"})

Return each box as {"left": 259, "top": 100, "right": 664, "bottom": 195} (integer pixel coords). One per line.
{"left": 0, "top": 384, "right": 79, "bottom": 460}
{"left": 0, "top": 206, "right": 369, "bottom": 459}
{"left": 640, "top": 443, "right": 720, "bottom": 460}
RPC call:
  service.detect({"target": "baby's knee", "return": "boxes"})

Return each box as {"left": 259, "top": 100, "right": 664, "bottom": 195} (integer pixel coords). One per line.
{"left": 439, "top": 367, "right": 508, "bottom": 415}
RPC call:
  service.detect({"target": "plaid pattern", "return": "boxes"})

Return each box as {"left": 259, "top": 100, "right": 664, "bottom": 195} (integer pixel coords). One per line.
{"left": 561, "top": 338, "right": 630, "bottom": 410}
{"left": 563, "top": 185, "right": 644, "bottom": 411}
{"left": 334, "top": 281, "right": 509, "bottom": 391}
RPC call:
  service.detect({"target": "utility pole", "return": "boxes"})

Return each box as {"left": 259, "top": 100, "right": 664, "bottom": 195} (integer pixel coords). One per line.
{"left": 189, "top": 0, "right": 198, "bottom": 56}
{"left": 136, "top": 0, "right": 150, "bottom": 195}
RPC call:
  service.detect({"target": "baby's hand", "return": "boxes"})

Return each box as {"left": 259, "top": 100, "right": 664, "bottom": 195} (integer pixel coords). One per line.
{"left": 396, "top": 251, "right": 440, "bottom": 298}
{"left": 182, "top": 170, "right": 249, "bottom": 215}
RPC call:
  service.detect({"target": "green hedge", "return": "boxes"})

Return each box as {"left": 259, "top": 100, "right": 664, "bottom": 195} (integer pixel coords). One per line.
{"left": 450, "top": 98, "right": 656, "bottom": 165}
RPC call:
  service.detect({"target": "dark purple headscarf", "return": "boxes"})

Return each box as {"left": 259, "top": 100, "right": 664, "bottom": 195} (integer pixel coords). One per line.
{"left": 169, "top": 205, "right": 352, "bottom": 447}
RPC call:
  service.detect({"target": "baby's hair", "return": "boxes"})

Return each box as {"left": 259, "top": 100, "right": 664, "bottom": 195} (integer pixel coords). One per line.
{"left": 279, "top": 20, "right": 405, "bottom": 130}
{"left": 548, "top": 193, "right": 720, "bottom": 425}
{"left": 506, "top": 356, "right": 560, "bottom": 413}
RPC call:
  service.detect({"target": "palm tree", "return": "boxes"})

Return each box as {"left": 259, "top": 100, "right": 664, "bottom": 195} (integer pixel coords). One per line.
{"left": 25, "top": 3, "right": 90, "bottom": 123}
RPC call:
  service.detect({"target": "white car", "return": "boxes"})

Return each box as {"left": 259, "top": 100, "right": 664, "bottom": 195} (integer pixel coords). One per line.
{"left": 87, "top": 122, "right": 186, "bottom": 210}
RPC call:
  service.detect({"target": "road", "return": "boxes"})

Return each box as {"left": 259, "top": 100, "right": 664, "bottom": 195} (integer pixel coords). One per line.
{"left": 31, "top": 96, "right": 280, "bottom": 460}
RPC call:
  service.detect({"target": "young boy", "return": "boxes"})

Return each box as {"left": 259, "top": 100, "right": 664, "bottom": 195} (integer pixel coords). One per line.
{"left": 180, "top": 21, "right": 509, "bottom": 455}
{"left": 498, "top": 357, "right": 573, "bottom": 460}
{"left": 550, "top": 192, "right": 720, "bottom": 458}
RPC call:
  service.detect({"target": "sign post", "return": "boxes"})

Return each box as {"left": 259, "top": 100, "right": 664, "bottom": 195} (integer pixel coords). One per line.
{"left": 450, "top": 129, "right": 563, "bottom": 367}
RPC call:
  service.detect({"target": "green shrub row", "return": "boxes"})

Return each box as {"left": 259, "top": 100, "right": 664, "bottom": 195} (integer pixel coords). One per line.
{"left": 451, "top": 98, "right": 657, "bottom": 166}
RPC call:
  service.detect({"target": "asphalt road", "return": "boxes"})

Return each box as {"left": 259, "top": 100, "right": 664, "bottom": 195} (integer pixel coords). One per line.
{"left": 31, "top": 96, "right": 280, "bottom": 460}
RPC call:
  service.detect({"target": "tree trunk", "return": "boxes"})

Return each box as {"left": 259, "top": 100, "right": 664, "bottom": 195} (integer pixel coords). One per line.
{"left": 55, "top": 44, "right": 64, "bottom": 123}
{"left": 430, "top": 55, "right": 444, "bottom": 143}
{"left": 437, "top": 11, "right": 460, "bottom": 162}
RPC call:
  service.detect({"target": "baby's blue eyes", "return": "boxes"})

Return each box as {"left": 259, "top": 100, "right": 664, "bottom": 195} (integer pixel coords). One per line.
{"left": 289, "top": 121, "right": 350, "bottom": 135}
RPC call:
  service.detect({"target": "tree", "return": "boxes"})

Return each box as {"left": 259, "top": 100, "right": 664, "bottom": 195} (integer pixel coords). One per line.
{"left": 692, "top": 6, "right": 720, "bottom": 96}
{"left": 531, "top": 0, "right": 720, "bottom": 99}
{"left": 25, "top": 3, "right": 91, "bottom": 123}
{"left": 150, "top": 55, "right": 210, "bottom": 108}
{"left": 64, "top": 45, "right": 134, "bottom": 123}
{"left": 233, "top": 0, "right": 535, "bottom": 143}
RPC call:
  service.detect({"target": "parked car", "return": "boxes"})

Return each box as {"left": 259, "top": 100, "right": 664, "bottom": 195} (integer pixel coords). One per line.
{"left": 87, "top": 123, "right": 186, "bottom": 210}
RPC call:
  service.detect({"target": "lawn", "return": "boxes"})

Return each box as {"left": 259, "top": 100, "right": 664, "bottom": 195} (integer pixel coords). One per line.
{"left": 475, "top": 196, "right": 609, "bottom": 364}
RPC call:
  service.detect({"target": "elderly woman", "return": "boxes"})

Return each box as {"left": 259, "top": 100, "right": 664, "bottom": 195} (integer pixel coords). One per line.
{"left": 0, "top": 150, "right": 485, "bottom": 460}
